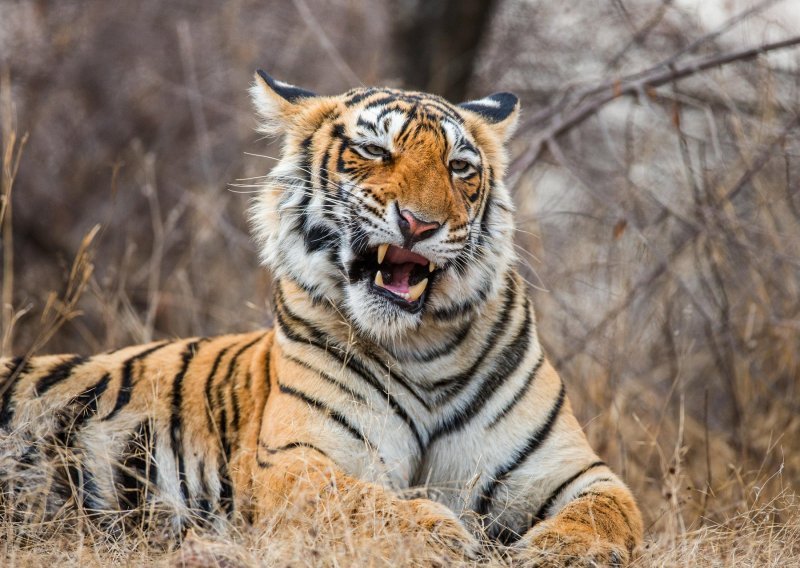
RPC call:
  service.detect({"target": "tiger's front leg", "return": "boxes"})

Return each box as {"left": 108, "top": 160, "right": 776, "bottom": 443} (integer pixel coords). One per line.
{"left": 514, "top": 481, "right": 642, "bottom": 567}
{"left": 244, "top": 340, "right": 479, "bottom": 563}
{"left": 473, "top": 359, "right": 642, "bottom": 566}
{"left": 248, "top": 445, "right": 479, "bottom": 562}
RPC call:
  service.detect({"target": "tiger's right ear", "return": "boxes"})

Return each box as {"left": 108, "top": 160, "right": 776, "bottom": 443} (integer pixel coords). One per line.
{"left": 249, "top": 69, "right": 317, "bottom": 135}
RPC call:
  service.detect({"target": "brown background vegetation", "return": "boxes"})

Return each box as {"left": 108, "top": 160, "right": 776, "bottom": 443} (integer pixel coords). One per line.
{"left": 1, "top": 0, "right": 799, "bottom": 565}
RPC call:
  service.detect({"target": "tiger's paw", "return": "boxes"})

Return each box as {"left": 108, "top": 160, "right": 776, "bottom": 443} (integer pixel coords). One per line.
{"left": 401, "top": 498, "right": 481, "bottom": 563}
{"left": 514, "top": 525, "right": 631, "bottom": 567}
{"left": 174, "top": 530, "right": 245, "bottom": 568}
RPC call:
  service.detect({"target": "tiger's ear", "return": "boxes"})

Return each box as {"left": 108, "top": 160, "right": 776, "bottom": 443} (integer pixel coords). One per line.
{"left": 458, "top": 92, "right": 520, "bottom": 142}
{"left": 250, "top": 69, "right": 317, "bottom": 135}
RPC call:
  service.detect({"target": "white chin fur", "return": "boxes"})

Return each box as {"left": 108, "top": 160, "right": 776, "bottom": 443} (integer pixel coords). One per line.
{"left": 344, "top": 279, "right": 423, "bottom": 343}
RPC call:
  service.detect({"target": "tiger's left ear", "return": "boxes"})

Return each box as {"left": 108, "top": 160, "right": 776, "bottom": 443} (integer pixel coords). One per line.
{"left": 250, "top": 69, "right": 317, "bottom": 136}
{"left": 458, "top": 92, "right": 520, "bottom": 142}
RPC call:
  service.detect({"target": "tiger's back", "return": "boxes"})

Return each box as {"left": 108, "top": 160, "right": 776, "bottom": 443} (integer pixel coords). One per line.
{"left": 0, "top": 331, "right": 272, "bottom": 532}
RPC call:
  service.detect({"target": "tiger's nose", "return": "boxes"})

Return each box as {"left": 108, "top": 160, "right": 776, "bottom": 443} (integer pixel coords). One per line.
{"left": 398, "top": 208, "right": 441, "bottom": 245}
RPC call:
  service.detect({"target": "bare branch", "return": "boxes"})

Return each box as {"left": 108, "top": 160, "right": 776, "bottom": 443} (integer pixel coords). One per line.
{"left": 509, "top": 35, "right": 800, "bottom": 185}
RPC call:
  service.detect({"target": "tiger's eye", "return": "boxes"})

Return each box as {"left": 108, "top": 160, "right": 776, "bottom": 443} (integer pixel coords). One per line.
{"left": 450, "top": 159, "right": 469, "bottom": 173}
{"left": 363, "top": 144, "right": 388, "bottom": 158}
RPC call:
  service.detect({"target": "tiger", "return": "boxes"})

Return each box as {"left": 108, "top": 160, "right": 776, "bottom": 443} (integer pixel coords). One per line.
{"left": 0, "top": 70, "right": 643, "bottom": 566}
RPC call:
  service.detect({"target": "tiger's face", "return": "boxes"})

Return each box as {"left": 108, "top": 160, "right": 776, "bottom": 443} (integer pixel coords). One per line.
{"left": 250, "top": 72, "right": 520, "bottom": 343}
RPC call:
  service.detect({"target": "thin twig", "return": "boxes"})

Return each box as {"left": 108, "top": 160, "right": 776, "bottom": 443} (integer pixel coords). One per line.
{"left": 177, "top": 21, "right": 214, "bottom": 186}
{"left": 291, "top": 0, "right": 362, "bottom": 87}
{"left": 1, "top": 70, "right": 29, "bottom": 356}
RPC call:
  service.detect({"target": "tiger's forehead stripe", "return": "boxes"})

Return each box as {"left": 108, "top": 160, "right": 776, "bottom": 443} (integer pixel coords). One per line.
{"left": 441, "top": 119, "right": 479, "bottom": 160}
{"left": 343, "top": 87, "right": 465, "bottom": 124}
{"left": 343, "top": 95, "right": 478, "bottom": 164}
{"left": 353, "top": 107, "right": 409, "bottom": 145}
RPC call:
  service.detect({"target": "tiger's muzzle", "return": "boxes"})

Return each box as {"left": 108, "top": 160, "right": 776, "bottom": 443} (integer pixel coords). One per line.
{"left": 349, "top": 243, "right": 440, "bottom": 313}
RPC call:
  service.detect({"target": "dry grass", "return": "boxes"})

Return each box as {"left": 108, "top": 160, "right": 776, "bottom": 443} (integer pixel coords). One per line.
{"left": 1, "top": 492, "right": 798, "bottom": 567}
{"left": 1, "top": 1, "right": 799, "bottom": 566}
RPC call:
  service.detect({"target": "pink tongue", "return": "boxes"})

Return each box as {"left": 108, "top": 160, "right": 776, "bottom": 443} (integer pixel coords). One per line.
{"left": 384, "top": 262, "right": 414, "bottom": 294}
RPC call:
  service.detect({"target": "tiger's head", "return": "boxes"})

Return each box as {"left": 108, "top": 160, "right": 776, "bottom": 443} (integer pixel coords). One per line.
{"left": 249, "top": 71, "right": 519, "bottom": 344}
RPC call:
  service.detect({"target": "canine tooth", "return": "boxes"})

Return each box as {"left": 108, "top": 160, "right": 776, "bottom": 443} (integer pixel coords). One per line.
{"left": 377, "top": 243, "right": 389, "bottom": 264}
{"left": 429, "top": 261, "right": 436, "bottom": 272}
{"left": 375, "top": 271, "right": 385, "bottom": 287}
{"left": 407, "top": 278, "right": 428, "bottom": 302}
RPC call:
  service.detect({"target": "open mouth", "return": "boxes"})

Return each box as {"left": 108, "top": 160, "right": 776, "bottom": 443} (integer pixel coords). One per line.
{"left": 351, "top": 243, "right": 436, "bottom": 312}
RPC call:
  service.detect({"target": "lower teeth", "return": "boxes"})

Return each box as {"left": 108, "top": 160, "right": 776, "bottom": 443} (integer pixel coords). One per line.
{"left": 373, "top": 272, "right": 429, "bottom": 302}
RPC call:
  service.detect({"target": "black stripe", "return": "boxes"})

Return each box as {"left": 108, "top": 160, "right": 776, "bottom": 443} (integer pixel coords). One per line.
{"left": 212, "top": 336, "right": 265, "bottom": 511}
{"left": 355, "top": 116, "right": 379, "bottom": 134}
{"left": 229, "top": 371, "right": 242, "bottom": 430}
{"left": 343, "top": 88, "right": 381, "bottom": 107}
{"left": 195, "top": 459, "right": 213, "bottom": 523}
{"left": 204, "top": 344, "right": 233, "bottom": 432}
{"left": 103, "top": 340, "right": 172, "bottom": 421}
{"left": 428, "top": 307, "right": 532, "bottom": 444}
{"left": 290, "top": 135, "right": 315, "bottom": 234}
{"left": 170, "top": 341, "right": 202, "bottom": 505}
{"left": 222, "top": 336, "right": 265, "bottom": 386}
{"left": 532, "top": 461, "right": 607, "bottom": 526}
{"left": 275, "top": 284, "right": 430, "bottom": 421}
{"left": 431, "top": 286, "right": 489, "bottom": 321}
{"left": 278, "top": 382, "right": 378, "bottom": 455}
{"left": 362, "top": 94, "right": 401, "bottom": 111}
{"left": 479, "top": 191, "right": 493, "bottom": 240}
{"left": 47, "top": 369, "right": 114, "bottom": 509}
{"left": 398, "top": 320, "right": 472, "bottom": 364}
{"left": 218, "top": 454, "right": 234, "bottom": 516}
{"left": 34, "top": 355, "right": 87, "bottom": 396}
{"left": 395, "top": 113, "right": 417, "bottom": 146}
{"left": 424, "top": 274, "right": 517, "bottom": 399}
{"left": 303, "top": 223, "right": 339, "bottom": 253}
{"left": 477, "top": 382, "right": 567, "bottom": 518}
{"left": 78, "top": 463, "right": 103, "bottom": 512}
{"left": 486, "top": 353, "right": 545, "bottom": 429}
{"left": 285, "top": 354, "right": 367, "bottom": 404}
{"left": 263, "top": 346, "right": 271, "bottom": 385}
{"left": 321, "top": 146, "right": 343, "bottom": 224}
{"left": 205, "top": 357, "right": 233, "bottom": 527}
{"left": 336, "top": 135, "right": 355, "bottom": 175}
{"left": 58, "top": 373, "right": 112, "bottom": 447}
{"left": 0, "top": 356, "right": 31, "bottom": 427}
{"left": 259, "top": 440, "right": 330, "bottom": 459}
{"left": 256, "top": 440, "right": 330, "bottom": 469}
{"left": 282, "top": 349, "right": 424, "bottom": 459}
{"left": 279, "top": 313, "right": 426, "bottom": 449}
{"left": 215, "top": 335, "right": 265, "bottom": 434}
{"left": 318, "top": 144, "right": 332, "bottom": 190}
{"left": 274, "top": 307, "right": 313, "bottom": 344}
{"left": 116, "top": 419, "right": 157, "bottom": 511}
{"left": 217, "top": 406, "right": 235, "bottom": 516}
{"left": 256, "top": 456, "right": 273, "bottom": 469}
{"left": 73, "top": 373, "right": 112, "bottom": 424}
